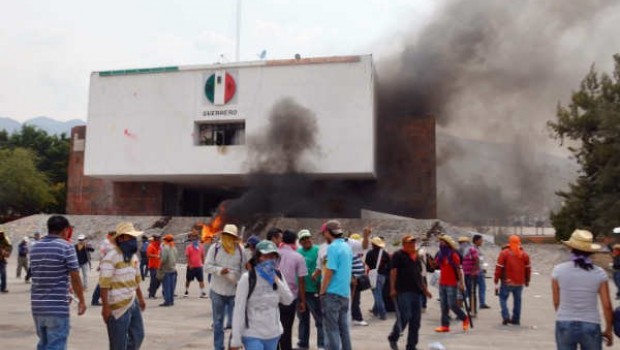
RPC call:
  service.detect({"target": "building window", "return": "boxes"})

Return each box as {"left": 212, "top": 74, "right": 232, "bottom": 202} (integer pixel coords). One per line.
{"left": 196, "top": 121, "right": 245, "bottom": 146}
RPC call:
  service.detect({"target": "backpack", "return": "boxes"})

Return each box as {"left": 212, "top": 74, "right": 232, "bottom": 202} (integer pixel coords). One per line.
{"left": 208, "top": 243, "right": 244, "bottom": 283}
{"left": 18, "top": 243, "right": 28, "bottom": 257}
{"left": 245, "top": 268, "right": 283, "bottom": 328}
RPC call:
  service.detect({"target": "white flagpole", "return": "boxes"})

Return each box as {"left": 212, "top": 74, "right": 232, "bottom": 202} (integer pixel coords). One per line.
{"left": 235, "top": 0, "right": 241, "bottom": 62}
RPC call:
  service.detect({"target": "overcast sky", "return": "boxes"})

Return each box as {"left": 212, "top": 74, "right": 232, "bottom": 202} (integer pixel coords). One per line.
{"left": 0, "top": 0, "right": 436, "bottom": 122}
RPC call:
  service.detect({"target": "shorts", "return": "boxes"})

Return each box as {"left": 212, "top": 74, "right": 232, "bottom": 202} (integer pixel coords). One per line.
{"left": 186, "top": 267, "right": 204, "bottom": 282}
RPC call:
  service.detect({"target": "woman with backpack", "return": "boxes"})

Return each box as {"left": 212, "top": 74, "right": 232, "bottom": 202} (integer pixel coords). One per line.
{"left": 230, "top": 240, "right": 294, "bottom": 350}
{"left": 551, "top": 229, "right": 613, "bottom": 349}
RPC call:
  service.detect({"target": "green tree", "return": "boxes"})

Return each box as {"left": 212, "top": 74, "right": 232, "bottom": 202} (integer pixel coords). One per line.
{"left": 548, "top": 54, "right": 620, "bottom": 240}
{"left": 0, "top": 125, "right": 70, "bottom": 213}
{"left": 0, "top": 148, "right": 56, "bottom": 217}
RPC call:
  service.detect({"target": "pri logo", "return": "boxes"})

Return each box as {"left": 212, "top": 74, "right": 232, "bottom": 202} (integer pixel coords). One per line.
{"left": 205, "top": 71, "right": 236, "bottom": 105}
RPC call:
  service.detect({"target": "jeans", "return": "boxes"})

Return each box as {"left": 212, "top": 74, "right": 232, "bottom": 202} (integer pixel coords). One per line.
{"left": 388, "top": 292, "right": 422, "bottom": 350}
{"left": 148, "top": 268, "right": 160, "bottom": 298}
{"left": 139, "top": 257, "right": 148, "bottom": 281}
{"left": 0, "top": 261, "right": 7, "bottom": 291}
{"left": 613, "top": 272, "right": 620, "bottom": 298}
{"left": 477, "top": 271, "right": 487, "bottom": 305}
{"left": 242, "top": 336, "right": 280, "bottom": 350}
{"left": 92, "top": 284, "right": 101, "bottom": 305}
{"left": 298, "top": 292, "right": 324, "bottom": 349}
{"left": 439, "top": 285, "right": 467, "bottom": 327}
{"left": 279, "top": 299, "right": 297, "bottom": 350}
{"left": 555, "top": 320, "right": 602, "bottom": 350}
{"left": 79, "top": 263, "right": 89, "bottom": 290}
{"left": 211, "top": 290, "right": 235, "bottom": 350}
{"left": 351, "top": 284, "right": 363, "bottom": 321}
{"left": 33, "top": 315, "right": 70, "bottom": 350}
{"left": 371, "top": 274, "right": 387, "bottom": 318}
{"left": 106, "top": 299, "right": 144, "bottom": 350}
{"left": 321, "top": 293, "right": 351, "bottom": 350}
{"left": 464, "top": 274, "right": 478, "bottom": 313}
{"left": 499, "top": 284, "right": 523, "bottom": 323}
{"left": 162, "top": 271, "right": 177, "bottom": 305}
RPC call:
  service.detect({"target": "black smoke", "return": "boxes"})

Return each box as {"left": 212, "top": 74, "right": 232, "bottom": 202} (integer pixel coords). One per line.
{"left": 375, "top": 0, "right": 620, "bottom": 224}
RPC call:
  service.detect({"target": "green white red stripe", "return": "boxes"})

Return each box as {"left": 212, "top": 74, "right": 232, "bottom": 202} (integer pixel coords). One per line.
{"left": 205, "top": 71, "right": 236, "bottom": 105}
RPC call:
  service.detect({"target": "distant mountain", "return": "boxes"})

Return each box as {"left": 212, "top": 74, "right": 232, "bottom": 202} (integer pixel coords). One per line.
{"left": 0, "top": 117, "right": 22, "bottom": 134}
{"left": 0, "top": 116, "right": 85, "bottom": 135}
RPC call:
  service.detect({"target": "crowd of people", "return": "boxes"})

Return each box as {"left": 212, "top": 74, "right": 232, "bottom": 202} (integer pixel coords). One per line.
{"left": 0, "top": 216, "right": 617, "bottom": 349}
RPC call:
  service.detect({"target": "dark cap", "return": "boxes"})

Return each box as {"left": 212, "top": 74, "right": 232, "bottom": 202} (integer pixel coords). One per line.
{"left": 402, "top": 235, "right": 416, "bottom": 244}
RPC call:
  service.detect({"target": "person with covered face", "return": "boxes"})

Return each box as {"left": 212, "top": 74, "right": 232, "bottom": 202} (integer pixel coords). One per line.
{"left": 205, "top": 224, "right": 247, "bottom": 350}
{"left": 434, "top": 234, "right": 469, "bottom": 333}
{"left": 552, "top": 229, "right": 613, "bottom": 348}
{"left": 184, "top": 229, "right": 207, "bottom": 298}
{"left": 146, "top": 234, "right": 162, "bottom": 299}
{"left": 159, "top": 234, "right": 178, "bottom": 307}
{"left": 99, "top": 222, "right": 146, "bottom": 350}
{"left": 494, "top": 234, "right": 531, "bottom": 326}
{"left": 388, "top": 235, "right": 432, "bottom": 350}
{"left": 230, "top": 240, "right": 294, "bottom": 350}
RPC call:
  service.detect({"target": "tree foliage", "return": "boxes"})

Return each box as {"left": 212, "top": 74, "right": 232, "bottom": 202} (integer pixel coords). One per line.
{"left": 0, "top": 148, "right": 56, "bottom": 217}
{"left": 548, "top": 54, "right": 620, "bottom": 240}
{"left": 0, "top": 125, "right": 70, "bottom": 219}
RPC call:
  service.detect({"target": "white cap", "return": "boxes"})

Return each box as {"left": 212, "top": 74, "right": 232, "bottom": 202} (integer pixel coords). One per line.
{"left": 77, "top": 234, "right": 86, "bottom": 240}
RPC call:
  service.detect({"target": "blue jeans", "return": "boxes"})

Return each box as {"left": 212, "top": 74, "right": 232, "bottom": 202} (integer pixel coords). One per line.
{"left": 613, "top": 272, "right": 620, "bottom": 298}
{"left": 0, "top": 261, "right": 7, "bottom": 291}
{"left": 139, "top": 257, "right": 148, "bottom": 281}
{"left": 148, "top": 268, "right": 160, "bottom": 298}
{"left": 499, "top": 284, "right": 523, "bottom": 323}
{"left": 555, "top": 321, "right": 602, "bottom": 350}
{"left": 439, "top": 285, "right": 467, "bottom": 326}
{"left": 477, "top": 272, "right": 487, "bottom": 305}
{"left": 33, "top": 315, "right": 70, "bottom": 350}
{"left": 321, "top": 293, "right": 351, "bottom": 350}
{"left": 106, "top": 299, "right": 144, "bottom": 350}
{"left": 298, "top": 292, "right": 324, "bottom": 349}
{"left": 242, "top": 336, "right": 280, "bottom": 350}
{"left": 388, "top": 291, "right": 422, "bottom": 350}
{"left": 92, "top": 284, "right": 101, "bottom": 305}
{"left": 162, "top": 271, "right": 177, "bottom": 305}
{"left": 371, "top": 274, "right": 387, "bottom": 318}
{"left": 211, "top": 290, "right": 235, "bottom": 350}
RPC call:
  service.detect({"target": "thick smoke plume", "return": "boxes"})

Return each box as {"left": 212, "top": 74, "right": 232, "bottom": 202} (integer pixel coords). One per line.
{"left": 376, "top": 0, "right": 620, "bottom": 224}
{"left": 225, "top": 98, "right": 320, "bottom": 228}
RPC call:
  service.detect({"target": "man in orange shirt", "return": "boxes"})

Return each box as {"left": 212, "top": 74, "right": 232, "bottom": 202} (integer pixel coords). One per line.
{"left": 147, "top": 234, "right": 162, "bottom": 299}
{"left": 494, "top": 235, "right": 531, "bottom": 326}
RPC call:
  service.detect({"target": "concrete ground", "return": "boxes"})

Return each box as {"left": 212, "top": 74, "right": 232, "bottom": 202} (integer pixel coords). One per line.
{"left": 1, "top": 246, "right": 618, "bottom": 350}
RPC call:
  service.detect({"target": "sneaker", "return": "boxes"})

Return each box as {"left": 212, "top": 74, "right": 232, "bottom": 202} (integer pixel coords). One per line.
{"left": 225, "top": 325, "right": 232, "bottom": 330}
{"left": 183, "top": 291, "right": 189, "bottom": 297}
{"left": 200, "top": 292, "right": 207, "bottom": 298}
{"left": 480, "top": 304, "right": 491, "bottom": 309}
{"left": 0, "top": 289, "right": 8, "bottom": 293}
{"left": 462, "top": 316, "right": 470, "bottom": 331}
{"left": 502, "top": 318, "right": 510, "bottom": 326}
{"left": 434, "top": 326, "right": 450, "bottom": 333}
{"left": 388, "top": 338, "right": 399, "bottom": 350}
{"left": 353, "top": 320, "right": 369, "bottom": 326}
{"left": 159, "top": 303, "right": 172, "bottom": 307}
{"left": 510, "top": 319, "right": 520, "bottom": 326}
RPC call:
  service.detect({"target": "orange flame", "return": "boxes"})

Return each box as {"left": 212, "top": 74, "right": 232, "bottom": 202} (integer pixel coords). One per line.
{"left": 202, "top": 203, "right": 227, "bottom": 244}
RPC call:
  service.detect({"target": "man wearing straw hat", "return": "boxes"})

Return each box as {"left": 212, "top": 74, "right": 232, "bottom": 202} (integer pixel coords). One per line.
{"left": 494, "top": 235, "right": 530, "bottom": 326}
{"left": 365, "top": 236, "right": 390, "bottom": 320}
{"left": 205, "top": 224, "right": 247, "bottom": 350}
{"left": 99, "top": 222, "right": 146, "bottom": 350}
{"left": 552, "top": 229, "right": 613, "bottom": 348}
{"left": 434, "top": 234, "right": 469, "bottom": 333}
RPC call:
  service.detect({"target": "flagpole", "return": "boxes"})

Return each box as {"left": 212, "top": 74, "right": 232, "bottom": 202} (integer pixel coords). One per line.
{"left": 235, "top": 0, "right": 241, "bottom": 62}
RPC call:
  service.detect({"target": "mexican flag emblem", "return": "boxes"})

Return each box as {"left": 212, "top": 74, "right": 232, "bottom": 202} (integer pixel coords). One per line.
{"left": 205, "top": 71, "right": 236, "bottom": 105}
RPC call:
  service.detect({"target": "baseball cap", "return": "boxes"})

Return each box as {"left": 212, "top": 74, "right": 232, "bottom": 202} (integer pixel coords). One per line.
{"left": 321, "top": 220, "right": 343, "bottom": 236}
{"left": 402, "top": 235, "right": 416, "bottom": 244}
{"left": 245, "top": 235, "right": 260, "bottom": 248}
{"left": 256, "top": 240, "right": 279, "bottom": 255}
{"left": 298, "top": 229, "right": 312, "bottom": 240}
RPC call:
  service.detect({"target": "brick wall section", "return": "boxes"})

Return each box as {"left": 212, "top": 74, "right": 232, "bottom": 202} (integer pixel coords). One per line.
{"left": 374, "top": 115, "right": 437, "bottom": 218}
{"left": 66, "top": 126, "right": 164, "bottom": 215}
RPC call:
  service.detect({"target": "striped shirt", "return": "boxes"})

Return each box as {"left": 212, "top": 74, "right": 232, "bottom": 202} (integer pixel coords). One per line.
{"left": 30, "top": 235, "right": 79, "bottom": 317}
{"left": 99, "top": 248, "right": 141, "bottom": 319}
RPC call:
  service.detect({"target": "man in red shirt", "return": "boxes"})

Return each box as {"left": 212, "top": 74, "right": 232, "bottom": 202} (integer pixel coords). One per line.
{"left": 434, "top": 235, "right": 469, "bottom": 333}
{"left": 184, "top": 230, "right": 206, "bottom": 298}
{"left": 494, "top": 235, "right": 531, "bottom": 326}
{"left": 147, "top": 234, "right": 162, "bottom": 299}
